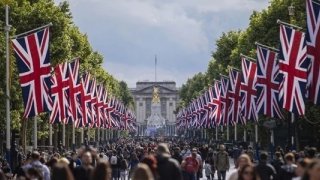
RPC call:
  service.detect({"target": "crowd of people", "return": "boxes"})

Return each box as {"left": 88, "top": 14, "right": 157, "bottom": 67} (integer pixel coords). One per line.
{"left": 0, "top": 137, "right": 318, "bottom": 180}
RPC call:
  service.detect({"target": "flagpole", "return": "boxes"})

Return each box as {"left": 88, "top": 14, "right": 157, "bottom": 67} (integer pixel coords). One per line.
{"left": 81, "top": 128, "right": 84, "bottom": 144}
{"left": 33, "top": 117, "right": 37, "bottom": 150}
{"left": 5, "top": 4, "right": 11, "bottom": 161}
{"left": 11, "top": 22, "right": 52, "bottom": 39}
{"left": 234, "top": 124, "right": 237, "bottom": 141}
{"left": 291, "top": 113, "right": 295, "bottom": 150}
{"left": 240, "top": 54, "right": 256, "bottom": 62}
{"left": 243, "top": 127, "right": 247, "bottom": 142}
{"left": 62, "top": 124, "right": 66, "bottom": 147}
{"left": 72, "top": 124, "right": 75, "bottom": 148}
{"left": 49, "top": 124, "right": 52, "bottom": 147}
{"left": 277, "top": 19, "right": 303, "bottom": 30}
{"left": 255, "top": 42, "right": 279, "bottom": 52}
{"left": 227, "top": 125, "right": 229, "bottom": 141}
{"left": 255, "top": 124, "right": 258, "bottom": 143}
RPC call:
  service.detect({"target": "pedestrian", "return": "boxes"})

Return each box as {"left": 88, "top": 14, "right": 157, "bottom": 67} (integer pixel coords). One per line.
{"left": 238, "top": 164, "right": 260, "bottom": 180}
{"left": 22, "top": 151, "right": 51, "bottom": 180}
{"left": 128, "top": 154, "right": 139, "bottom": 179}
{"left": 204, "top": 159, "right": 212, "bottom": 180}
{"left": 131, "top": 163, "right": 154, "bottom": 180}
{"left": 215, "top": 145, "right": 229, "bottom": 180}
{"left": 73, "top": 151, "right": 94, "bottom": 180}
{"left": 110, "top": 151, "right": 119, "bottom": 180}
{"left": 155, "top": 143, "right": 182, "bottom": 180}
{"left": 270, "top": 151, "right": 284, "bottom": 178}
{"left": 228, "top": 153, "right": 252, "bottom": 180}
{"left": 206, "top": 149, "right": 216, "bottom": 179}
{"left": 279, "top": 152, "right": 297, "bottom": 180}
{"left": 141, "top": 155, "right": 158, "bottom": 179}
{"left": 118, "top": 155, "right": 128, "bottom": 180}
{"left": 255, "top": 152, "right": 276, "bottom": 180}
{"left": 192, "top": 148, "right": 203, "bottom": 180}
{"left": 91, "top": 160, "right": 112, "bottom": 180}
{"left": 293, "top": 158, "right": 311, "bottom": 180}
{"left": 182, "top": 152, "right": 199, "bottom": 180}
{"left": 301, "top": 159, "right": 320, "bottom": 180}
{"left": 51, "top": 162, "right": 74, "bottom": 180}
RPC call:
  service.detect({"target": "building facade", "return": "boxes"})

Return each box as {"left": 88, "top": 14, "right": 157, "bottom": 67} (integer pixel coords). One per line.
{"left": 130, "top": 81, "right": 179, "bottom": 136}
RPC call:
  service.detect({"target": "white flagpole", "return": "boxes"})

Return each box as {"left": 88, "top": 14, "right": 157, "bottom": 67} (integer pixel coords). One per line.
{"left": 81, "top": 128, "right": 84, "bottom": 144}
{"left": 33, "top": 117, "right": 37, "bottom": 150}
{"left": 49, "top": 124, "right": 52, "bottom": 147}
{"left": 227, "top": 125, "right": 230, "bottom": 141}
{"left": 234, "top": 124, "right": 237, "bottom": 141}
{"left": 72, "top": 124, "right": 75, "bottom": 146}
{"left": 62, "top": 124, "right": 66, "bottom": 146}
{"left": 255, "top": 124, "right": 258, "bottom": 143}
{"left": 243, "top": 128, "right": 247, "bottom": 142}
{"left": 5, "top": 4, "right": 11, "bottom": 155}
{"left": 215, "top": 127, "right": 218, "bottom": 141}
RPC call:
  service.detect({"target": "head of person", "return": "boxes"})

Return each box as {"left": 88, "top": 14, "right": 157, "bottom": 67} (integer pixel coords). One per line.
{"left": 51, "top": 163, "right": 74, "bottom": 180}
{"left": 275, "top": 151, "right": 282, "bottom": 159}
{"left": 91, "top": 160, "right": 112, "bottom": 180}
{"left": 237, "top": 154, "right": 252, "bottom": 169}
{"left": 141, "top": 155, "right": 158, "bottom": 178}
{"left": 295, "top": 158, "right": 311, "bottom": 177}
{"left": 306, "top": 147, "right": 317, "bottom": 159}
{"left": 284, "top": 153, "right": 295, "bottom": 164}
{"left": 81, "top": 151, "right": 92, "bottom": 166}
{"left": 219, "top": 145, "right": 225, "bottom": 152}
{"left": 191, "top": 152, "right": 197, "bottom": 159}
{"left": 259, "top": 152, "right": 268, "bottom": 163}
{"left": 26, "top": 167, "right": 43, "bottom": 180}
{"left": 31, "top": 151, "right": 41, "bottom": 161}
{"left": 131, "top": 163, "right": 154, "bottom": 180}
{"left": 302, "top": 159, "right": 320, "bottom": 180}
{"left": 238, "top": 164, "right": 258, "bottom": 180}
{"left": 156, "top": 143, "right": 170, "bottom": 156}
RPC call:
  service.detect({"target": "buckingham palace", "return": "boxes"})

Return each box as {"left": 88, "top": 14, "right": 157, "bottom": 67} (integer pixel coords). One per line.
{"left": 130, "top": 81, "right": 179, "bottom": 136}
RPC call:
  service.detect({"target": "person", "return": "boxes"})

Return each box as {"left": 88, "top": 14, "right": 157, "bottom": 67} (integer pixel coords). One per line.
{"left": 128, "top": 154, "right": 139, "bottom": 179}
{"left": 228, "top": 154, "right": 252, "bottom": 180}
{"left": 301, "top": 159, "right": 320, "bottom": 180}
{"left": 118, "top": 155, "right": 127, "bottom": 180}
{"left": 172, "top": 147, "right": 183, "bottom": 164}
{"left": 246, "top": 146, "right": 254, "bottom": 162}
{"left": 91, "top": 160, "right": 112, "bottom": 180}
{"left": 255, "top": 152, "right": 276, "bottom": 180}
{"left": 238, "top": 164, "right": 260, "bottom": 180}
{"left": 293, "top": 158, "right": 311, "bottom": 180}
{"left": 110, "top": 151, "right": 119, "bottom": 180}
{"left": 192, "top": 148, "right": 203, "bottom": 180}
{"left": 215, "top": 145, "right": 229, "bottom": 180}
{"left": 271, "top": 151, "right": 284, "bottom": 178}
{"left": 204, "top": 159, "right": 212, "bottom": 180}
{"left": 279, "top": 153, "right": 297, "bottom": 180}
{"left": 51, "top": 162, "right": 74, "bottom": 180}
{"left": 155, "top": 143, "right": 182, "bottom": 180}
{"left": 131, "top": 163, "right": 154, "bottom": 180}
{"left": 22, "top": 151, "right": 51, "bottom": 180}
{"left": 206, "top": 149, "right": 215, "bottom": 179}
{"left": 73, "top": 151, "right": 94, "bottom": 180}
{"left": 141, "top": 155, "right": 158, "bottom": 179}
{"left": 182, "top": 152, "right": 199, "bottom": 180}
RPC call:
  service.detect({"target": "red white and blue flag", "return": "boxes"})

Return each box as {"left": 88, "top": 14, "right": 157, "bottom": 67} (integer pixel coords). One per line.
{"left": 278, "top": 24, "right": 309, "bottom": 115}
{"left": 228, "top": 69, "right": 244, "bottom": 124}
{"left": 12, "top": 27, "right": 52, "bottom": 118}
{"left": 220, "top": 75, "right": 231, "bottom": 126}
{"left": 240, "top": 57, "right": 258, "bottom": 122}
{"left": 50, "top": 62, "right": 69, "bottom": 124}
{"left": 209, "top": 81, "right": 222, "bottom": 126}
{"left": 256, "top": 45, "right": 284, "bottom": 119}
{"left": 306, "top": 0, "right": 320, "bottom": 105}
{"left": 79, "top": 73, "right": 93, "bottom": 127}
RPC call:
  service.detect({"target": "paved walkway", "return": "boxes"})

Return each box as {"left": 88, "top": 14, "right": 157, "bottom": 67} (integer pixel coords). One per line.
{"left": 201, "top": 158, "right": 235, "bottom": 180}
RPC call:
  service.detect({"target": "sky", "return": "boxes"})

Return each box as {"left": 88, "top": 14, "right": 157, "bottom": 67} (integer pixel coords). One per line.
{"left": 54, "top": 0, "right": 269, "bottom": 87}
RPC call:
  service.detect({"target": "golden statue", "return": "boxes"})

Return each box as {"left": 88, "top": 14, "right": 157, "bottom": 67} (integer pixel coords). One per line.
{"left": 152, "top": 86, "right": 160, "bottom": 103}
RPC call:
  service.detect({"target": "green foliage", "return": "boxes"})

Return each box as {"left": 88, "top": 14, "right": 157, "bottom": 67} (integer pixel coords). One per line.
{"left": 0, "top": 0, "right": 133, "bottom": 146}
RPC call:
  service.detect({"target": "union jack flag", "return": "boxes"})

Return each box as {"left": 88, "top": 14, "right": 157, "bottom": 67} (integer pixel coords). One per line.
{"left": 228, "top": 69, "right": 244, "bottom": 124}
{"left": 209, "top": 80, "right": 222, "bottom": 126}
{"left": 306, "top": 0, "right": 320, "bottom": 105}
{"left": 50, "top": 62, "right": 69, "bottom": 124}
{"left": 79, "top": 73, "right": 93, "bottom": 127}
{"left": 256, "top": 45, "right": 284, "bottom": 119}
{"left": 240, "top": 57, "right": 258, "bottom": 122}
{"left": 278, "top": 24, "right": 309, "bottom": 115}
{"left": 220, "top": 75, "right": 231, "bottom": 126}
{"left": 12, "top": 28, "right": 52, "bottom": 118}
{"left": 95, "top": 84, "right": 105, "bottom": 128}
{"left": 89, "top": 78, "right": 97, "bottom": 128}
{"left": 67, "top": 59, "right": 82, "bottom": 125}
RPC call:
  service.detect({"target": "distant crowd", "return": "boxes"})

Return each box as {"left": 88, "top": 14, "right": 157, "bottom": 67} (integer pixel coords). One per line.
{"left": 0, "top": 138, "right": 318, "bottom": 180}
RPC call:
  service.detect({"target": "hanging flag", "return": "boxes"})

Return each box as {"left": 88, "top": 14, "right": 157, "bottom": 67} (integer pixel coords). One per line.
{"left": 67, "top": 59, "right": 82, "bottom": 124}
{"left": 240, "top": 57, "right": 258, "bottom": 122}
{"left": 50, "top": 62, "right": 69, "bottom": 124}
{"left": 306, "top": 0, "right": 320, "bottom": 105}
{"left": 256, "top": 45, "right": 284, "bottom": 119}
{"left": 278, "top": 24, "right": 309, "bottom": 115}
{"left": 12, "top": 27, "right": 52, "bottom": 118}
{"left": 203, "top": 90, "right": 211, "bottom": 128}
{"left": 220, "top": 75, "right": 231, "bottom": 126}
{"left": 228, "top": 68, "right": 244, "bottom": 124}
{"left": 78, "top": 73, "right": 93, "bottom": 127}
{"left": 95, "top": 84, "right": 105, "bottom": 128}
{"left": 209, "top": 81, "right": 223, "bottom": 126}
{"left": 89, "top": 78, "right": 97, "bottom": 128}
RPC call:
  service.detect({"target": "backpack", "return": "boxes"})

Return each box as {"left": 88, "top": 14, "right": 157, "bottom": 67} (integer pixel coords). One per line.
{"left": 110, "top": 155, "right": 118, "bottom": 165}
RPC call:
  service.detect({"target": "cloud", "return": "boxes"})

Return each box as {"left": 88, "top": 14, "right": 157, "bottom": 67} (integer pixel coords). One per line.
{"left": 55, "top": 0, "right": 269, "bottom": 87}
